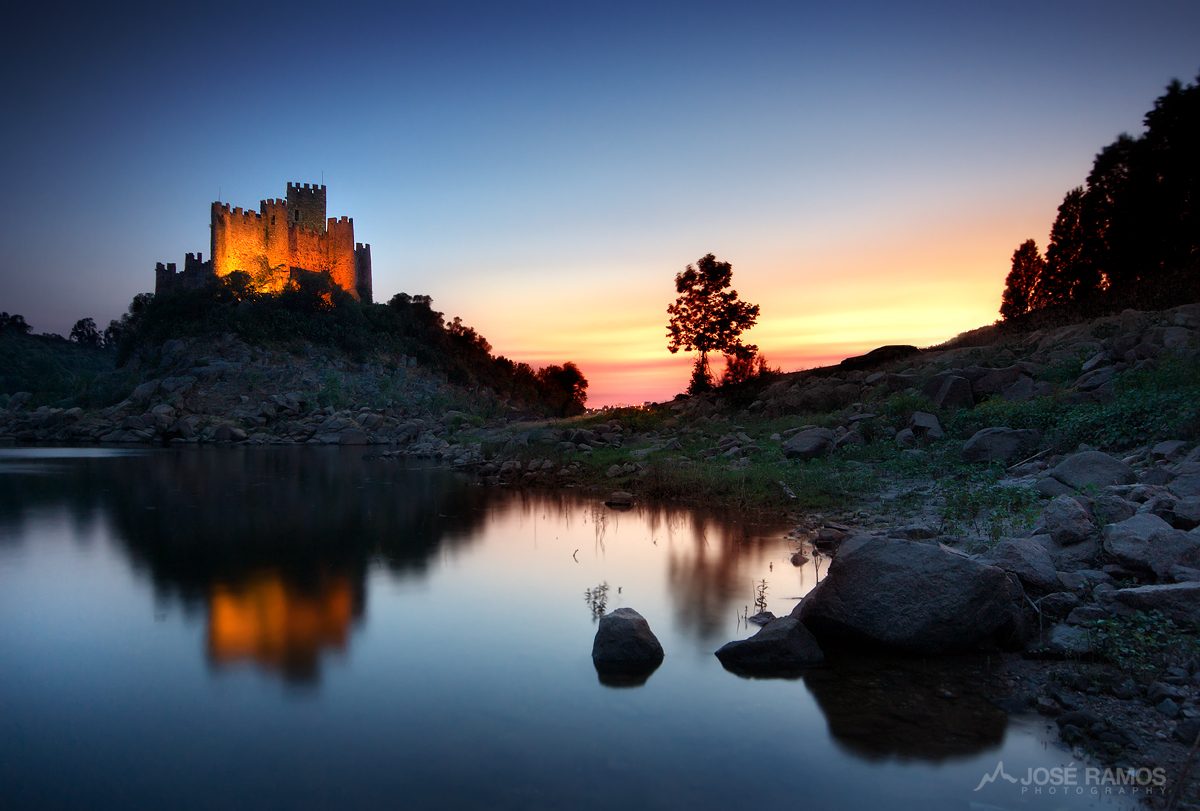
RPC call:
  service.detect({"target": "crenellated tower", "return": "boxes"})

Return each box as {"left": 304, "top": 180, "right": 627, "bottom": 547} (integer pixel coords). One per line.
{"left": 286, "top": 182, "right": 327, "bottom": 234}
{"left": 157, "top": 182, "right": 373, "bottom": 302}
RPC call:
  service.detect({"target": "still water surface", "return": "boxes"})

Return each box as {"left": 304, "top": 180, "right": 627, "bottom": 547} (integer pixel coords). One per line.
{"left": 0, "top": 447, "right": 1129, "bottom": 809}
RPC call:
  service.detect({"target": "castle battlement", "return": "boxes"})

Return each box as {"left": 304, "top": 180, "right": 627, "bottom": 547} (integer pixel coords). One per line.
{"left": 156, "top": 182, "right": 373, "bottom": 303}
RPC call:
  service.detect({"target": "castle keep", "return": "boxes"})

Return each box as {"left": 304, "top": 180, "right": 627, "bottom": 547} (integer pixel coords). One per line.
{"left": 155, "top": 182, "right": 372, "bottom": 303}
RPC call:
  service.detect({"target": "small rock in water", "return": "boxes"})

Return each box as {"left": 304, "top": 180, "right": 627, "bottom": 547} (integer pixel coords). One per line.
{"left": 715, "top": 617, "right": 824, "bottom": 676}
{"left": 747, "top": 611, "right": 776, "bottom": 626}
{"left": 604, "top": 491, "right": 634, "bottom": 508}
{"left": 592, "top": 607, "right": 664, "bottom": 678}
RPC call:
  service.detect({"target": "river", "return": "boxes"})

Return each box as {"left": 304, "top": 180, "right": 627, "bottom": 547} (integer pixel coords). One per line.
{"left": 0, "top": 447, "right": 1131, "bottom": 809}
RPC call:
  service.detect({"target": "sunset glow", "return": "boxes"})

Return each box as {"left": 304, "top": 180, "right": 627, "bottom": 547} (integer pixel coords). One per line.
{"left": 1, "top": 3, "right": 1197, "bottom": 405}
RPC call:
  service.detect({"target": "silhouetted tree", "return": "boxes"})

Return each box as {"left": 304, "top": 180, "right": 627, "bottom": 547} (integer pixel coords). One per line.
{"left": 535, "top": 362, "right": 589, "bottom": 415}
{"left": 999, "top": 240, "right": 1045, "bottom": 320}
{"left": 666, "top": 253, "right": 760, "bottom": 393}
{"left": 1000, "top": 72, "right": 1200, "bottom": 319}
{"left": 1038, "top": 188, "right": 1087, "bottom": 308}
{"left": 1080, "top": 134, "right": 1138, "bottom": 300}
{"left": 719, "top": 344, "right": 775, "bottom": 386}
{"left": 0, "top": 312, "right": 32, "bottom": 334}
{"left": 69, "top": 317, "right": 102, "bottom": 347}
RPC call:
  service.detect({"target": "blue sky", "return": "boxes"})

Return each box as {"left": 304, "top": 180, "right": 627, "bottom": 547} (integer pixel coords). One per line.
{"left": 2, "top": 1, "right": 1198, "bottom": 402}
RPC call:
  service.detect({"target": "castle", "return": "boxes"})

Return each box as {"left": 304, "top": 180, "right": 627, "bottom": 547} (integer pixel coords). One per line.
{"left": 155, "top": 182, "right": 373, "bottom": 303}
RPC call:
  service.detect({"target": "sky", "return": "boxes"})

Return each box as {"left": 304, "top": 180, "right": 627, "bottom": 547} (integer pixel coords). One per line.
{"left": 1, "top": 1, "right": 1198, "bottom": 406}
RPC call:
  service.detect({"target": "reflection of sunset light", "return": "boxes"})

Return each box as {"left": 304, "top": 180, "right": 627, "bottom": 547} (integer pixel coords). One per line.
{"left": 207, "top": 572, "right": 356, "bottom": 678}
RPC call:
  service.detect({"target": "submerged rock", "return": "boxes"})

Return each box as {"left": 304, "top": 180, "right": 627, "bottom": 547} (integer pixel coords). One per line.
{"left": 715, "top": 617, "right": 824, "bottom": 675}
{"left": 592, "top": 608, "right": 664, "bottom": 674}
{"left": 604, "top": 491, "right": 634, "bottom": 508}
{"left": 794, "top": 536, "right": 1025, "bottom": 654}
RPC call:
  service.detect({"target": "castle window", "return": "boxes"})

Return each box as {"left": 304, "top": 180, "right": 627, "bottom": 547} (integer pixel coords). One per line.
{"left": 294, "top": 211, "right": 301, "bottom": 222}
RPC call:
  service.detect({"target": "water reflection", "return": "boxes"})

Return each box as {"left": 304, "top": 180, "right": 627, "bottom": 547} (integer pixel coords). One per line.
{"left": 804, "top": 655, "right": 1008, "bottom": 761}
{"left": 0, "top": 447, "right": 800, "bottom": 684}
{"left": 0, "top": 448, "right": 1128, "bottom": 809}
{"left": 207, "top": 570, "right": 362, "bottom": 683}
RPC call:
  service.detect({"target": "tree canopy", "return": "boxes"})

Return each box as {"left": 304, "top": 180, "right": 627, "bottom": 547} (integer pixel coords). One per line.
{"left": 1000, "top": 73, "right": 1200, "bottom": 322}
{"left": 69, "top": 317, "right": 102, "bottom": 347}
{"left": 666, "top": 253, "right": 760, "bottom": 393}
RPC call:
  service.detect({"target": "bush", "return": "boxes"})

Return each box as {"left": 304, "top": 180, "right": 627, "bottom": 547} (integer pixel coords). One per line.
{"left": 1089, "top": 610, "right": 1200, "bottom": 679}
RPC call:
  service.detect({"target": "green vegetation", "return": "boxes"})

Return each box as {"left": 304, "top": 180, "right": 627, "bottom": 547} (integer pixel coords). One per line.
{"left": 1089, "top": 611, "right": 1200, "bottom": 680}
{"left": 938, "top": 474, "right": 1039, "bottom": 549}
{"left": 0, "top": 325, "right": 129, "bottom": 408}
{"left": 946, "top": 356, "right": 1200, "bottom": 451}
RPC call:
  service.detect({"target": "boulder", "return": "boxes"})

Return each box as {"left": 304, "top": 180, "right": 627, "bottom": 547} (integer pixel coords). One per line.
{"left": 909, "top": 411, "right": 944, "bottom": 441}
{"left": 592, "top": 608, "right": 664, "bottom": 673}
{"left": 1037, "top": 623, "right": 1094, "bottom": 657}
{"left": 1037, "top": 495, "right": 1096, "bottom": 546}
{"left": 338, "top": 429, "right": 370, "bottom": 445}
{"left": 1102, "top": 514, "right": 1200, "bottom": 577}
{"left": 794, "top": 537, "right": 1024, "bottom": 653}
{"left": 1171, "top": 469, "right": 1200, "bottom": 500}
{"left": 1099, "top": 582, "right": 1200, "bottom": 627}
{"left": 1048, "top": 451, "right": 1136, "bottom": 491}
{"left": 981, "top": 538, "right": 1061, "bottom": 593}
{"left": 714, "top": 617, "right": 825, "bottom": 675}
{"left": 1038, "top": 591, "right": 1081, "bottom": 619}
{"left": 837, "top": 344, "right": 920, "bottom": 371}
{"left": 130, "top": 379, "right": 159, "bottom": 405}
{"left": 782, "top": 427, "right": 834, "bottom": 460}
{"left": 1091, "top": 493, "right": 1137, "bottom": 526}
{"left": 1001, "top": 376, "right": 1040, "bottom": 402}
{"left": 1033, "top": 533, "right": 1101, "bottom": 569}
{"left": 213, "top": 423, "right": 247, "bottom": 443}
{"left": 925, "top": 374, "right": 974, "bottom": 411}
{"left": 1151, "top": 440, "right": 1189, "bottom": 462}
{"left": 973, "top": 365, "right": 1025, "bottom": 396}
{"left": 961, "top": 427, "right": 1042, "bottom": 464}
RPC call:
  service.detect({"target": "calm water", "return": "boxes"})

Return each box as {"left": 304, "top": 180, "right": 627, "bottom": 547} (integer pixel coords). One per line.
{"left": 0, "top": 447, "right": 1131, "bottom": 810}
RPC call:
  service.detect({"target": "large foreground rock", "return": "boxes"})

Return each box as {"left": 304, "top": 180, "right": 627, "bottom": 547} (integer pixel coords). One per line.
{"left": 1048, "top": 451, "right": 1136, "bottom": 491}
{"left": 961, "top": 427, "right": 1041, "bottom": 464}
{"left": 1102, "top": 514, "right": 1200, "bottom": 577}
{"left": 592, "top": 608, "right": 664, "bottom": 673}
{"left": 715, "top": 617, "right": 824, "bottom": 675}
{"left": 794, "top": 537, "right": 1025, "bottom": 653}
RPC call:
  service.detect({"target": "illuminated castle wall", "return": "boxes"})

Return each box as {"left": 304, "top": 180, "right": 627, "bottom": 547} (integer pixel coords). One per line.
{"left": 155, "top": 182, "right": 373, "bottom": 302}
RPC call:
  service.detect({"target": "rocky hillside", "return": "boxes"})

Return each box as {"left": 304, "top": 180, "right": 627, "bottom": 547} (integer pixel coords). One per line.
{"left": 0, "top": 333, "right": 519, "bottom": 446}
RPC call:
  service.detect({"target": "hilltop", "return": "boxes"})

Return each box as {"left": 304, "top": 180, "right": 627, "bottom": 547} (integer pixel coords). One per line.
{"left": 0, "top": 273, "right": 587, "bottom": 444}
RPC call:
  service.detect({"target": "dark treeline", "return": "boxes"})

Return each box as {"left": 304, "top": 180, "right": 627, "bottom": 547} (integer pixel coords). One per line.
{"left": 1000, "top": 73, "right": 1200, "bottom": 324}
{"left": 104, "top": 271, "right": 588, "bottom": 416}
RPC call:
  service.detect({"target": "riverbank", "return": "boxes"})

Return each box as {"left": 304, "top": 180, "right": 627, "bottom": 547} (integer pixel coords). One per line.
{"left": 3, "top": 303, "right": 1200, "bottom": 805}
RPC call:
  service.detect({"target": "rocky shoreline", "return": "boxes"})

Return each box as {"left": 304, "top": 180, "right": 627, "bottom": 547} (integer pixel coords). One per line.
{"left": 4, "top": 304, "right": 1200, "bottom": 805}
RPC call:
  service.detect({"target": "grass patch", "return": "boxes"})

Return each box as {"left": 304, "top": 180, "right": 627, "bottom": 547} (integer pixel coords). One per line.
{"left": 1089, "top": 610, "right": 1200, "bottom": 680}
{"left": 946, "top": 355, "right": 1200, "bottom": 452}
